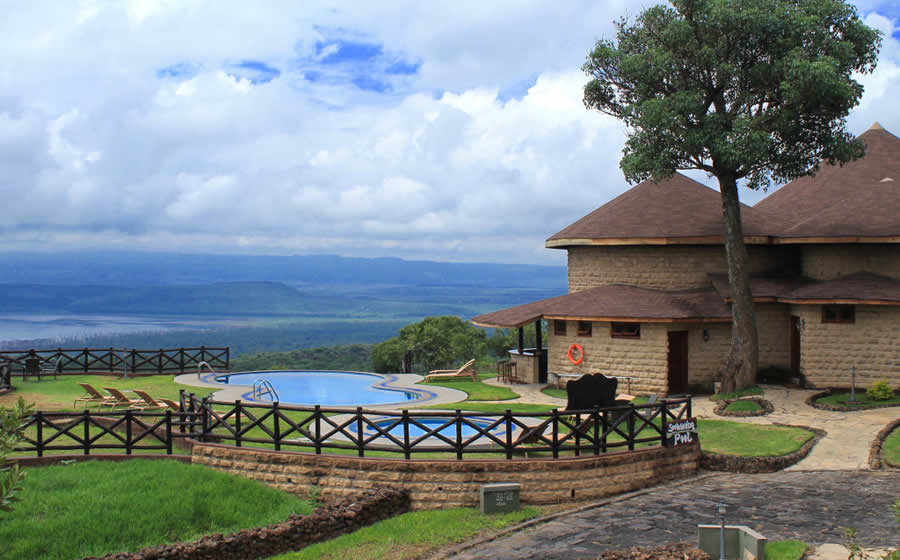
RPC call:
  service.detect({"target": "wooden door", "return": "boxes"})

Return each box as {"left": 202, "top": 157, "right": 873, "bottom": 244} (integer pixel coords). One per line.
{"left": 790, "top": 316, "right": 801, "bottom": 377}
{"left": 667, "top": 331, "right": 689, "bottom": 395}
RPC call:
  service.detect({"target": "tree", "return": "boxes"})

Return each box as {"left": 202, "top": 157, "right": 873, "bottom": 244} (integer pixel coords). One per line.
{"left": 582, "top": 0, "right": 881, "bottom": 392}
{"left": 1, "top": 397, "right": 33, "bottom": 518}
{"left": 371, "top": 316, "right": 488, "bottom": 373}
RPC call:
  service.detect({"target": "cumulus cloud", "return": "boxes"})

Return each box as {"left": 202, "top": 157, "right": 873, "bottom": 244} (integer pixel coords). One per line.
{"left": 0, "top": 1, "right": 897, "bottom": 263}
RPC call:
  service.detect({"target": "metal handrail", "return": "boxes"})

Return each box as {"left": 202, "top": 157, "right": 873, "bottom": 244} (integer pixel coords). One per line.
{"left": 252, "top": 379, "right": 279, "bottom": 402}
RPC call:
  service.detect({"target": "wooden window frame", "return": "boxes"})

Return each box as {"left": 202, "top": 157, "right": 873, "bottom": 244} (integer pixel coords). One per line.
{"left": 576, "top": 321, "right": 592, "bottom": 337}
{"left": 553, "top": 320, "right": 567, "bottom": 336}
{"left": 610, "top": 322, "right": 641, "bottom": 339}
{"left": 822, "top": 304, "right": 855, "bottom": 324}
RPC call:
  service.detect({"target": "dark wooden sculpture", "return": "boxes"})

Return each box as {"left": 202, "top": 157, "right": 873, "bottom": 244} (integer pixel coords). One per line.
{"left": 565, "top": 373, "right": 619, "bottom": 411}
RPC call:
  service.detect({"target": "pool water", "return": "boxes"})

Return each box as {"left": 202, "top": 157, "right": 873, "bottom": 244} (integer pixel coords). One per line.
{"left": 370, "top": 418, "right": 505, "bottom": 440}
{"left": 218, "top": 371, "right": 421, "bottom": 406}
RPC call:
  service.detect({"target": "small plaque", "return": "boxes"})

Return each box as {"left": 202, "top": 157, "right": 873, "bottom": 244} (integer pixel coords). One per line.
{"left": 666, "top": 417, "right": 698, "bottom": 447}
{"left": 480, "top": 483, "right": 521, "bottom": 514}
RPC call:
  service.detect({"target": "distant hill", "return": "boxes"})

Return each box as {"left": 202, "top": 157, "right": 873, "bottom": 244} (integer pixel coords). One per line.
{"left": 0, "top": 251, "right": 565, "bottom": 289}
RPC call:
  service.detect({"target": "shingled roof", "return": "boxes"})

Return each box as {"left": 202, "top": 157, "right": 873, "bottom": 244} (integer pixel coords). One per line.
{"left": 709, "top": 272, "right": 900, "bottom": 305}
{"left": 755, "top": 123, "right": 900, "bottom": 241}
{"left": 471, "top": 285, "right": 731, "bottom": 328}
{"left": 546, "top": 173, "right": 772, "bottom": 248}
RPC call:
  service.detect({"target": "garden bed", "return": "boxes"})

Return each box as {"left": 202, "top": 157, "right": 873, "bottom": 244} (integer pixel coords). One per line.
{"left": 868, "top": 418, "right": 900, "bottom": 469}
{"left": 701, "top": 424, "right": 825, "bottom": 473}
{"left": 806, "top": 390, "right": 900, "bottom": 411}
{"left": 714, "top": 397, "right": 774, "bottom": 417}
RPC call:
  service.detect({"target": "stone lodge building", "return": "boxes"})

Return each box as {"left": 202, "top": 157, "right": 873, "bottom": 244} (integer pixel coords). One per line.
{"left": 473, "top": 123, "right": 900, "bottom": 395}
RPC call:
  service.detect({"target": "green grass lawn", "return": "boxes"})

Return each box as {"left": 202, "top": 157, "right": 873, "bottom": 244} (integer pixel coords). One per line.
{"left": 0, "top": 374, "right": 194, "bottom": 411}
{"left": 422, "top": 371, "right": 519, "bottom": 401}
{"left": 698, "top": 419, "right": 813, "bottom": 456}
{"left": 709, "top": 386, "right": 764, "bottom": 401}
{"left": 766, "top": 540, "right": 808, "bottom": 560}
{"left": 0, "top": 459, "right": 314, "bottom": 560}
{"left": 270, "top": 506, "right": 541, "bottom": 560}
{"left": 814, "top": 391, "right": 900, "bottom": 409}
{"left": 541, "top": 386, "right": 567, "bottom": 399}
{"left": 724, "top": 400, "right": 764, "bottom": 413}
{"left": 883, "top": 427, "right": 900, "bottom": 466}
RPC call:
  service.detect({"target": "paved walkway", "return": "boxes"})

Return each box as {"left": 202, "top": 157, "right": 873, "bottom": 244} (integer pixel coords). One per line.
{"left": 448, "top": 471, "right": 900, "bottom": 560}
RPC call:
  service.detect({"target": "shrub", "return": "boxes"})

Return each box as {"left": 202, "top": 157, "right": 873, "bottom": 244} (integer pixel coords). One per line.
{"left": 866, "top": 380, "right": 894, "bottom": 401}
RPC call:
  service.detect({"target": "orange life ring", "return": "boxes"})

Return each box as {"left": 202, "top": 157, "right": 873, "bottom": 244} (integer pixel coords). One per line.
{"left": 567, "top": 343, "right": 584, "bottom": 365}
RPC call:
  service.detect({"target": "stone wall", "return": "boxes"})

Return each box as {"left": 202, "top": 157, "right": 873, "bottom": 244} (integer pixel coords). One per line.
{"left": 548, "top": 321, "right": 669, "bottom": 394}
{"left": 801, "top": 244, "right": 900, "bottom": 281}
{"left": 191, "top": 442, "right": 700, "bottom": 510}
{"left": 567, "top": 245, "right": 783, "bottom": 292}
{"left": 685, "top": 323, "right": 730, "bottom": 388}
{"left": 792, "top": 304, "right": 900, "bottom": 388}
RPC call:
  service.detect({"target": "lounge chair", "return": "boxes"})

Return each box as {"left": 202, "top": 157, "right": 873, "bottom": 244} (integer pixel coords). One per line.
{"left": 100, "top": 387, "right": 141, "bottom": 408}
{"left": 74, "top": 383, "right": 117, "bottom": 408}
{"left": 130, "top": 389, "right": 168, "bottom": 411}
{"left": 158, "top": 398, "right": 181, "bottom": 411}
{"left": 424, "top": 359, "right": 477, "bottom": 382}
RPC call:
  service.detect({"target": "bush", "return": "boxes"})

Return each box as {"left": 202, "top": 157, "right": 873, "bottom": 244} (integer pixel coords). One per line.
{"left": 866, "top": 380, "right": 895, "bottom": 401}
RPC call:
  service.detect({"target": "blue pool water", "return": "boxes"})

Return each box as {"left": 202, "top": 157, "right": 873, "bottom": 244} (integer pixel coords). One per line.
{"left": 218, "top": 371, "right": 422, "bottom": 406}
{"left": 370, "top": 418, "right": 504, "bottom": 440}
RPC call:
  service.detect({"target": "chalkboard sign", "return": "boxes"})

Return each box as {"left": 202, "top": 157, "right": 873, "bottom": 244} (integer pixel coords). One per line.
{"left": 480, "top": 483, "right": 521, "bottom": 514}
{"left": 666, "top": 418, "right": 698, "bottom": 447}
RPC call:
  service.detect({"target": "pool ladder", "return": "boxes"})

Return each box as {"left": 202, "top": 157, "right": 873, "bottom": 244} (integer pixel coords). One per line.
{"left": 252, "top": 379, "right": 279, "bottom": 402}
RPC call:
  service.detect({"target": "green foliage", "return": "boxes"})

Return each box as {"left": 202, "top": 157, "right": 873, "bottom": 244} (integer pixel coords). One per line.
{"left": 867, "top": 380, "right": 895, "bottom": 401}
{"left": 372, "top": 316, "right": 488, "bottom": 373}
{"left": 486, "top": 323, "right": 541, "bottom": 357}
{"left": 814, "top": 391, "right": 900, "bottom": 409}
{"left": 724, "top": 399, "right": 763, "bottom": 412}
{"left": 1, "top": 397, "right": 33, "bottom": 520}
{"left": 885, "top": 429, "right": 900, "bottom": 467}
{"left": 231, "top": 344, "right": 374, "bottom": 373}
{"left": 583, "top": 0, "right": 881, "bottom": 189}
{"left": 0, "top": 460, "right": 313, "bottom": 559}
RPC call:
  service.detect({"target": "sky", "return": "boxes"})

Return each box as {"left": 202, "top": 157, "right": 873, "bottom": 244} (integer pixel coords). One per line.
{"left": 1, "top": 1, "right": 898, "bottom": 266}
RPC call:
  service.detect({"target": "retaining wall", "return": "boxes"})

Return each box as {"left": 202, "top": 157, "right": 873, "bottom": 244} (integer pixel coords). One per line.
{"left": 191, "top": 442, "right": 701, "bottom": 510}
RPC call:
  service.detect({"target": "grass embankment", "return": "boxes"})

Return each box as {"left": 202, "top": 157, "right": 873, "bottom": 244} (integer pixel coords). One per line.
{"left": 0, "top": 460, "right": 314, "bottom": 560}
{"left": 271, "top": 506, "right": 540, "bottom": 560}
{"left": 423, "top": 371, "right": 519, "bottom": 401}
{"left": 883, "top": 428, "right": 900, "bottom": 466}
{"left": 724, "top": 400, "right": 764, "bottom": 413}
{"left": 0, "top": 374, "right": 190, "bottom": 411}
{"left": 698, "top": 419, "right": 813, "bottom": 456}
{"left": 814, "top": 392, "right": 900, "bottom": 409}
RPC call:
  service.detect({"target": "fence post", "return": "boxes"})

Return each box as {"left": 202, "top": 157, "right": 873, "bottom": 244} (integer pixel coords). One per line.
{"left": 83, "top": 409, "right": 90, "bottom": 455}
{"left": 131, "top": 349, "right": 136, "bottom": 374}
{"left": 402, "top": 409, "right": 410, "bottom": 460}
{"left": 126, "top": 409, "right": 133, "bottom": 455}
{"left": 551, "top": 409, "right": 559, "bottom": 459}
{"left": 201, "top": 397, "right": 210, "bottom": 440}
{"left": 356, "top": 407, "right": 364, "bottom": 457}
{"left": 455, "top": 409, "right": 463, "bottom": 460}
{"left": 158, "top": 349, "right": 164, "bottom": 373}
{"left": 201, "top": 345, "right": 207, "bottom": 364}
{"left": 660, "top": 399, "right": 669, "bottom": 448}
{"left": 225, "top": 347, "right": 230, "bottom": 370}
{"left": 36, "top": 411, "right": 44, "bottom": 457}
{"left": 179, "top": 348, "right": 185, "bottom": 372}
{"left": 314, "top": 405, "right": 321, "bottom": 454}
{"left": 505, "top": 409, "right": 513, "bottom": 460}
{"left": 627, "top": 404, "right": 636, "bottom": 451}
{"left": 273, "top": 401, "right": 281, "bottom": 451}
{"left": 601, "top": 408, "right": 609, "bottom": 453}
{"left": 165, "top": 410, "right": 173, "bottom": 455}
{"left": 573, "top": 412, "right": 581, "bottom": 457}
{"left": 109, "top": 347, "right": 115, "bottom": 371}
{"left": 83, "top": 348, "right": 90, "bottom": 373}
{"left": 234, "top": 400, "right": 242, "bottom": 447}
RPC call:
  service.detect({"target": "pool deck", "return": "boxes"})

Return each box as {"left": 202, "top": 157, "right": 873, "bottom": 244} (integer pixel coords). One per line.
{"left": 173, "top": 371, "right": 469, "bottom": 411}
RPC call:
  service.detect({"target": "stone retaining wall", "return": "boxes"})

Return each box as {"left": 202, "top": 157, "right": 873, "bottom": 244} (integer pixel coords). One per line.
{"left": 85, "top": 487, "right": 409, "bottom": 560}
{"left": 191, "top": 442, "right": 701, "bottom": 510}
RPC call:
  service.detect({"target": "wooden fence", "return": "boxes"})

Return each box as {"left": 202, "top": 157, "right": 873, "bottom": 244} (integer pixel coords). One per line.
{"left": 0, "top": 346, "right": 229, "bottom": 375}
{"left": 14, "top": 393, "right": 692, "bottom": 460}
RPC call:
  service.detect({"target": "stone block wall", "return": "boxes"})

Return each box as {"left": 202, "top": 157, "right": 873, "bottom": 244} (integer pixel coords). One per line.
{"left": 792, "top": 305, "right": 900, "bottom": 388}
{"left": 548, "top": 321, "right": 669, "bottom": 394}
{"left": 801, "top": 244, "right": 900, "bottom": 281}
{"left": 191, "top": 442, "right": 700, "bottom": 510}
{"left": 567, "top": 245, "right": 781, "bottom": 292}
{"left": 686, "top": 323, "right": 730, "bottom": 388}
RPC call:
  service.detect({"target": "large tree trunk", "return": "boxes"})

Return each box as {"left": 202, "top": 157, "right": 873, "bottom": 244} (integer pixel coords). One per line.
{"left": 716, "top": 174, "right": 759, "bottom": 393}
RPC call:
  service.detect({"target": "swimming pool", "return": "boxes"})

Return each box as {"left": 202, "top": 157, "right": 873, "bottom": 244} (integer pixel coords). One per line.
{"left": 215, "top": 371, "right": 424, "bottom": 406}
{"left": 369, "top": 417, "right": 506, "bottom": 440}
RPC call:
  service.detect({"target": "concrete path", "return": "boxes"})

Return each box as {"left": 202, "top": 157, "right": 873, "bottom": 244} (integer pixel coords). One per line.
{"left": 448, "top": 471, "right": 900, "bottom": 560}
{"left": 691, "top": 385, "right": 899, "bottom": 470}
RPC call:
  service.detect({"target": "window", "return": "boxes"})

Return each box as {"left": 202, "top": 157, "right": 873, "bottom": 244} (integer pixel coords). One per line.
{"left": 611, "top": 322, "right": 641, "bottom": 338}
{"left": 553, "top": 320, "right": 567, "bottom": 336}
{"left": 822, "top": 305, "right": 855, "bottom": 324}
{"left": 577, "top": 321, "right": 592, "bottom": 337}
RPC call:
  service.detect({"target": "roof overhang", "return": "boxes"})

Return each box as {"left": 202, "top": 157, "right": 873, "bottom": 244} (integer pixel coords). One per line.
{"left": 546, "top": 236, "right": 773, "bottom": 248}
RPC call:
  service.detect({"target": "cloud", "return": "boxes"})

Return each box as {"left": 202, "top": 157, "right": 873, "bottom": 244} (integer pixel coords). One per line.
{"left": 0, "top": 1, "right": 897, "bottom": 264}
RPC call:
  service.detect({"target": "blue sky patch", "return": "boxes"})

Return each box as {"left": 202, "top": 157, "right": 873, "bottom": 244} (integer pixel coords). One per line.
{"left": 385, "top": 59, "right": 422, "bottom": 75}
{"left": 228, "top": 60, "right": 281, "bottom": 84}
{"left": 317, "top": 40, "right": 383, "bottom": 64}
{"left": 156, "top": 63, "right": 197, "bottom": 79}
{"left": 498, "top": 73, "right": 539, "bottom": 102}
{"left": 352, "top": 75, "right": 391, "bottom": 93}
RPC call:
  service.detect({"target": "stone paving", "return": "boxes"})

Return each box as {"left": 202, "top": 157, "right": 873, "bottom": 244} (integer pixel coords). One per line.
{"left": 448, "top": 471, "right": 900, "bottom": 560}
